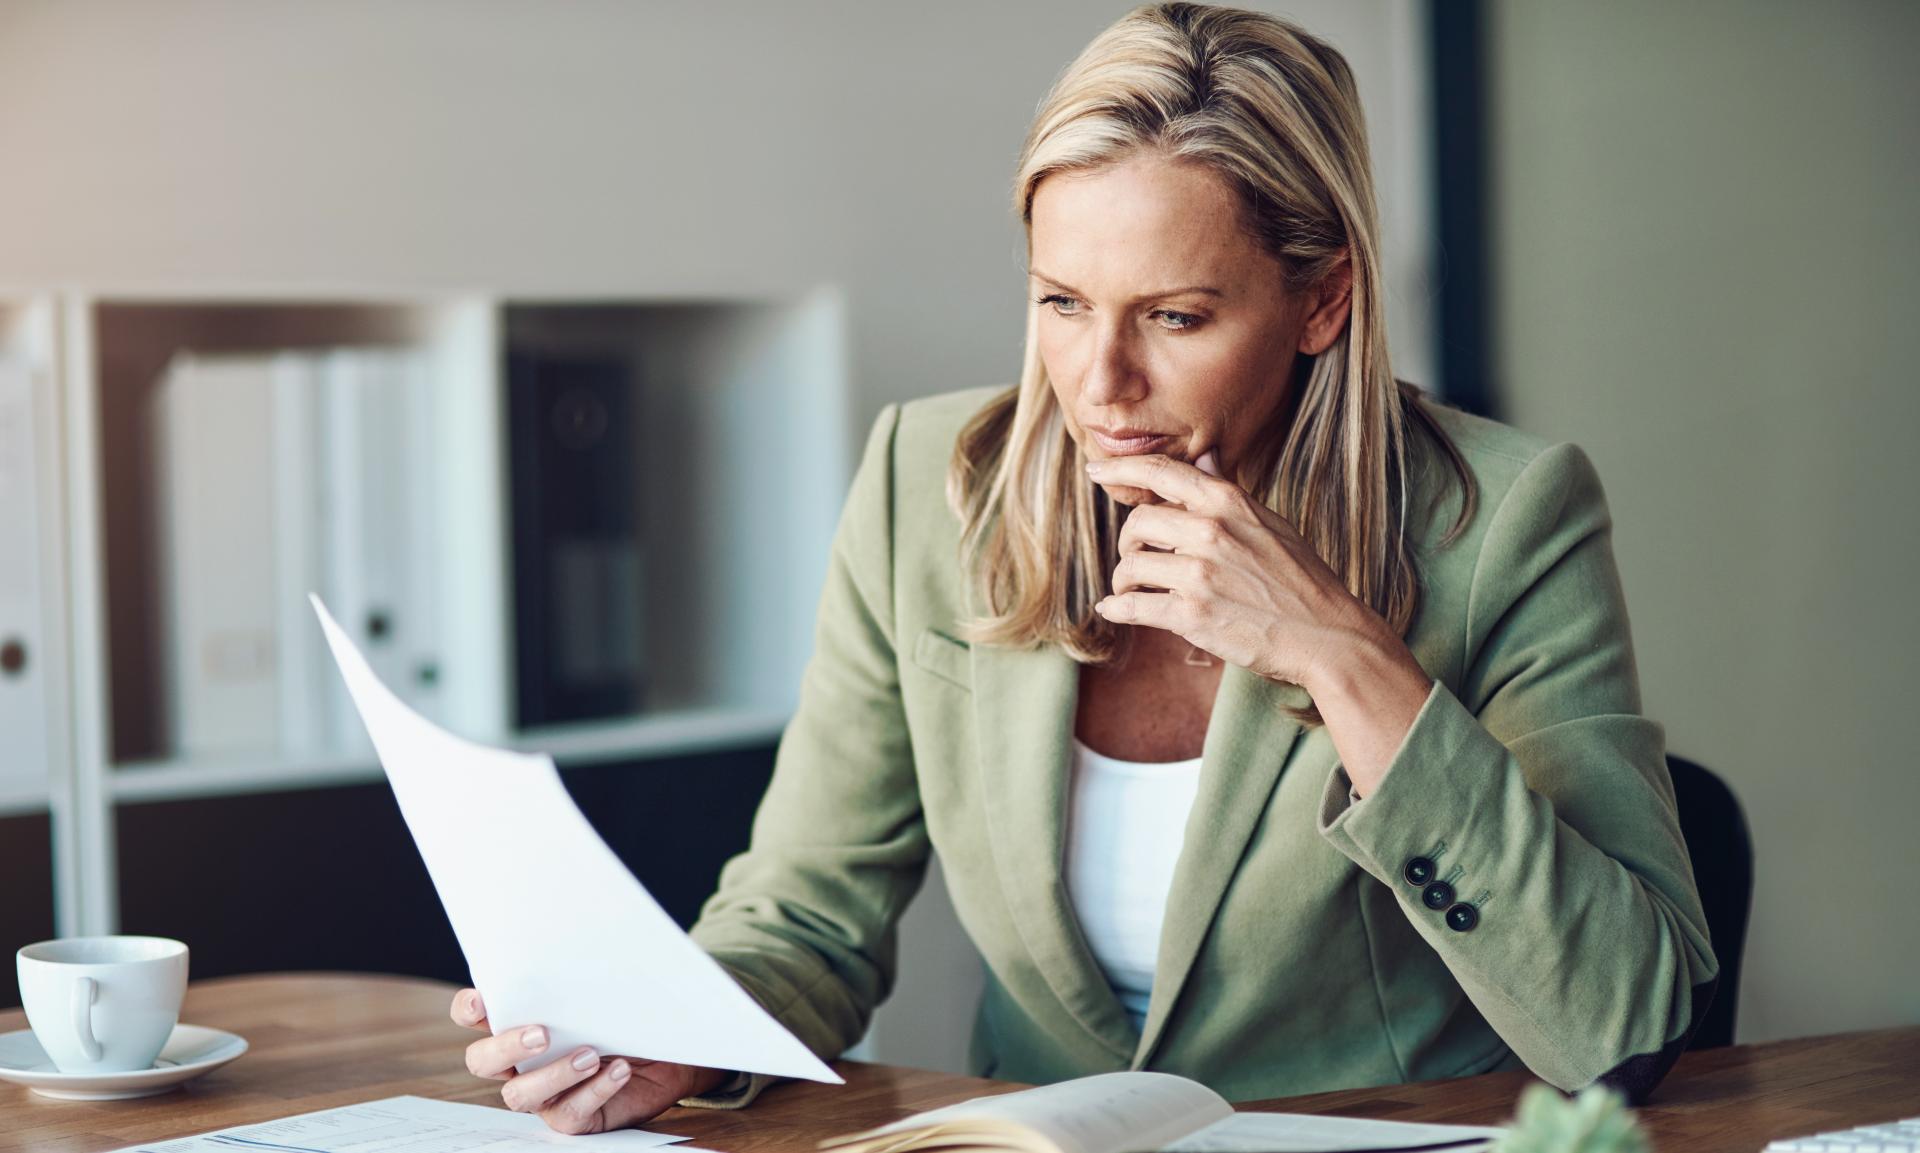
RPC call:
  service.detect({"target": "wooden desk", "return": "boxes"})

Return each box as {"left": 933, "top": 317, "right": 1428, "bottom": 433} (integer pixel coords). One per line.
{"left": 2, "top": 973, "right": 1916, "bottom": 1152}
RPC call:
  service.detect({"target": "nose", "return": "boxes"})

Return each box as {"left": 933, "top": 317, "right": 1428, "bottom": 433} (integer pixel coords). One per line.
{"left": 1081, "top": 323, "right": 1148, "bottom": 407}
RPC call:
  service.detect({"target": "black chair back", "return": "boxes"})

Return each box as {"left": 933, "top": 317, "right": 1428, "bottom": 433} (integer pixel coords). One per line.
{"left": 1665, "top": 754, "right": 1753, "bottom": 1049}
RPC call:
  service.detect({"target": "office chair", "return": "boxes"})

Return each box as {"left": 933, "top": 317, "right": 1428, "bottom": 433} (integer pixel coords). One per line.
{"left": 1664, "top": 754, "right": 1753, "bottom": 1049}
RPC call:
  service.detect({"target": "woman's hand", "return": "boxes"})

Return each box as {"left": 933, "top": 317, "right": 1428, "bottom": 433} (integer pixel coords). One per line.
{"left": 450, "top": 987, "right": 732, "bottom": 1134}
{"left": 1085, "top": 451, "right": 1382, "bottom": 689}
{"left": 1087, "top": 451, "right": 1437, "bottom": 795}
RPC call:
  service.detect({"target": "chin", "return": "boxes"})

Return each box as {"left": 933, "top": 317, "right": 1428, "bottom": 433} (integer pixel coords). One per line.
{"left": 1097, "top": 482, "right": 1159, "bottom": 507}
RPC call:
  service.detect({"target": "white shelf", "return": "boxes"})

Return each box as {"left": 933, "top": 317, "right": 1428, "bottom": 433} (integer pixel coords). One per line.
{"left": 0, "top": 294, "right": 81, "bottom": 930}
{"left": 109, "top": 706, "right": 792, "bottom": 804}
{"left": 515, "top": 706, "right": 792, "bottom": 767}
{"left": 111, "top": 751, "right": 385, "bottom": 804}
{"left": 0, "top": 785, "right": 52, "bottom": 820}
{"left": 8, "top": 284, "right": 850, "bottom": 941}
{"left": 84, "top": 295, "right": 511, "bottom": 764}
{"left": 501, "top": 292, "right": 847, "bottom": 727}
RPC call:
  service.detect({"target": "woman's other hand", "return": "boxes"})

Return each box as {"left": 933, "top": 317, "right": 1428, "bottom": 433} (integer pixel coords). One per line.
{"left": 450, "top": 987, "right": 732, "bottom": 1133}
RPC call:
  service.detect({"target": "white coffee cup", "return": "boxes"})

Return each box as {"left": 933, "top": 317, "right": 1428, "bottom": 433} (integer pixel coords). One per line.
{"left": 16, "top": 936, "right": 189, "bottom": 1074}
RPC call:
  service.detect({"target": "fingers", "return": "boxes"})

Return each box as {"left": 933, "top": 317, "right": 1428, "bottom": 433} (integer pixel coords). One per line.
{"left": 1111, "top": 550, "right": 1208, "bottom": 596}
{"left": 450, "top": 988, "right": 489, "bottom": 1031}
{"left": 501, "top": 1045, "right": 605, "bottom": 1113}
{"left": 1086, "top": 453, "right": 1237, "bottom": 510}
{"left": 1117, "top": 503, "right": 1221, "bottom": 555}
{"left": 596, "top": 1060, "right": 708, "bottom": 1133}
{"left": 1117, "top": 502, "right": 1245, "bottom": 568}
{"left": 539, "top": 1055, "right": 634, "bottom": 1135}
{"left": 465, "top": 1024, "right": 552, "bottom": 1080}
{"left": 1117, "top": 503, "right": 1175, "bottom": 554}
{"left": 1095, "top": 589, "right": 1198, "bottom": 633}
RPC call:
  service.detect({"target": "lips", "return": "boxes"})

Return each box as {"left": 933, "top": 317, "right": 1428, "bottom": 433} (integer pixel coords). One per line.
{"left": 1086, "top": 426, "right": 1177, "bottom": 456}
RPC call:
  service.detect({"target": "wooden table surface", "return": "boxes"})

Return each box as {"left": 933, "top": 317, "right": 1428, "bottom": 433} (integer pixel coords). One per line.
{"left": 2, "top": 973, "right": 1916, "bottom": 1152}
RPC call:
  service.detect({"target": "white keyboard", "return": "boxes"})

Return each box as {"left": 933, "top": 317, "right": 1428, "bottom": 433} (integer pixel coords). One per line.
{"left": 1767, "top": 1116, "right": 1920, "bottom": 1151}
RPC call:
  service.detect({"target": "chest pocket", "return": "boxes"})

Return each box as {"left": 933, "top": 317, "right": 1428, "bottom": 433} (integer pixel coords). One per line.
{"left": 911, "top": 627, "right": 972, "bottom": 692}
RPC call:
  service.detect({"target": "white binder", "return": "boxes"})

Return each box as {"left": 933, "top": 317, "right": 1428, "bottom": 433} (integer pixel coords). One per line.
{"left": 153, "top": 353, "right": 287, "bottom": 756}
{"left": 314, "top": 348, "right": 442, "bottom": 754}
{"left": 152, "top": 348, "right": 440, "bottom": 761}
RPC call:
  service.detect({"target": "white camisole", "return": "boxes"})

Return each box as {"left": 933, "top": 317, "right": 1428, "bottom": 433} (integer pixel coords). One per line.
{"left": 1063, "top": 736, "right": 1205, "bottom": 1033}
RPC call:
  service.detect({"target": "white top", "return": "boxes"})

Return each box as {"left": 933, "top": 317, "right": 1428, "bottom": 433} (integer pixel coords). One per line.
{"left": 1063, "top": 736, "right": 1205, "bottom": 1034}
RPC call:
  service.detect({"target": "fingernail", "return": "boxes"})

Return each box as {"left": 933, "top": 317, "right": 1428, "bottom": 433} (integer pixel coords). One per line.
{"left": 609, "top": 1059, "right": 631, "bottom": 1082}
{"left": 1085, "top": 459, "right": 1108, "bottom": 475}
{"left": 521, "top": 1026, "right": 548, "bottom": 1051}
{"left": 572, "top": 1048, "right": 599, "bottom": 1071}
{"left": 1196, "top": 450, "right": 1221, "bottom": 477}
{"left": 469, "top": 991, "right": 485, "bottom": 1017}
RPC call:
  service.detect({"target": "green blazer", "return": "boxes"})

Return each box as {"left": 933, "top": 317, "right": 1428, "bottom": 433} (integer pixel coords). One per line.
{"left": 685, "top": 386, "right": 1718, "bottom": 1107}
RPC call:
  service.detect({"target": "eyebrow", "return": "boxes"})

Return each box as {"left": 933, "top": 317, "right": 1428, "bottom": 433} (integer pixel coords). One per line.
{"left": 1028, "top": 269, "right": 1225, "bottom": 302}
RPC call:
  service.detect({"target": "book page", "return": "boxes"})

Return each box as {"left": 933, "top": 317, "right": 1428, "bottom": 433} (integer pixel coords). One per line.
{"left": 1164, "top": 1110, "right": 1505, "bottom": 1153}
{"left": 845, "top": 1071, "right": 1233, "bottom": 1153}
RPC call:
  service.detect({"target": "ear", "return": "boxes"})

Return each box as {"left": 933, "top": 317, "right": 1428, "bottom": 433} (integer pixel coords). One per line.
{"left": 1297, "top": 249, "right": 1354, "bottom": 356}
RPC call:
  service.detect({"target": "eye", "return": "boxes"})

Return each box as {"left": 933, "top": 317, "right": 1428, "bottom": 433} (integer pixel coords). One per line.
{"left": 1036, "top": 294, "right": 1203, "bottom": 333}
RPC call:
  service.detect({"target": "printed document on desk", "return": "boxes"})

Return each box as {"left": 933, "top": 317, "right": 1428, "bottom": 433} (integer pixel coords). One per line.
{"left": 311, "top": 595, "right": 841, "bottom": 1083}
{"left": 115, "top": 1094, "right": 688, "bottom": 1151}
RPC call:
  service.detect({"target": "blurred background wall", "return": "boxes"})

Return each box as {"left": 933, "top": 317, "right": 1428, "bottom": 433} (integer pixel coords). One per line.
{"left": 0, "top": 0, "right": 1437, "bottom": 416}
{"left": 1, "top": 0, "right": 1914, "bottom": 1077}
{"left": 1484, "top": 0, "right": 1919, "bottom": 1044}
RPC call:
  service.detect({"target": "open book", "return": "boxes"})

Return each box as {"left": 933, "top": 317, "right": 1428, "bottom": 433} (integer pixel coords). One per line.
{"left": 821, "top": 1071, "right": 1506, "bottom": 1153}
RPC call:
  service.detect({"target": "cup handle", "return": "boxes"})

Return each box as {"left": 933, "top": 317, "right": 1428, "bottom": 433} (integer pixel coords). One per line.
{"left": 70, "top": 976, "right": 102, "bottom": 1062}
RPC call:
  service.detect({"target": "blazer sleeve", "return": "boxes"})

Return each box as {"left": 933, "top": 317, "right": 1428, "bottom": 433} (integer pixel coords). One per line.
{"left": 679, "top": 403, "right": 930, "bottom": 1109}
{"left": 1315, "top": 441, "right": 1720, "bottom": 1104}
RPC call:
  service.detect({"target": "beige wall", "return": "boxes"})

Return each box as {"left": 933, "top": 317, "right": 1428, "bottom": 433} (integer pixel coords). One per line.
{"left": 1487, "top": 0, "right": 1920, "bottom": 1042}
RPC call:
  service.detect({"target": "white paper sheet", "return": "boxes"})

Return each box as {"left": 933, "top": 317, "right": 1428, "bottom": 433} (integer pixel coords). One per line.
{"left": 116, "top": 1094, "right": 687, "bottom": 1152}
{"left": 1164, "top": 1110, "right": 1505, "bottom": 1153}
{"left": 311, "top": 595, "right": 841, "bottom": 1084}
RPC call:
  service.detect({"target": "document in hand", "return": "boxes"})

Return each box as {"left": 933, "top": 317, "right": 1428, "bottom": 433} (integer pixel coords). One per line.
{"left": 310, "top": 595, "right": 841, "bottom": 1084}
{"left": 820, "top": 1071, "right": 1506, "bottom": 1153}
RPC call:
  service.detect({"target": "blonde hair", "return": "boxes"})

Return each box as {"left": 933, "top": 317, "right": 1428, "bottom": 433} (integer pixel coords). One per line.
{"left": 947, "top": 1, "right": 1477, "bottom": 727}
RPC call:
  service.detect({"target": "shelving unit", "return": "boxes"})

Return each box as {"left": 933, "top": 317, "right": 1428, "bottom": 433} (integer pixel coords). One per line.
{"left": 0, "top": 294, "right": 79, "bottom": 943}
{"left": 4, "top": 285, "right": 851, "bottom": 938}
{"left": 0, "top": 295, "right": 72, "bottom": 822}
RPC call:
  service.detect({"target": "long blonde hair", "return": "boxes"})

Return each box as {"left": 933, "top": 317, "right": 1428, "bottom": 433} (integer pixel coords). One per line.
{"left": 947, "top": 1, "right": 1477, "bottom": 727}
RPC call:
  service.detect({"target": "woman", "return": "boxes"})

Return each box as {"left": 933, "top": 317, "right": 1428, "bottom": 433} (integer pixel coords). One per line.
{"left": 451, "top": 2, "right": 1718, "bottom": 1133}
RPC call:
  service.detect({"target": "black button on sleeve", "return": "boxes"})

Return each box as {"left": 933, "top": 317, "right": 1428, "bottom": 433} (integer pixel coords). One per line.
{"left": 1421, "top": 880, "right": 1454, "bottom": 910}
{"left": 1403, "top": 856, "right": 1436, "bottom": 887}
{"left": 1446, "top": 902, "right": 1479, "bottom": 932}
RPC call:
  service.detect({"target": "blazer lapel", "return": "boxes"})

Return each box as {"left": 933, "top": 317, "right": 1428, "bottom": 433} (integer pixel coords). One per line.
{"left": 1133, "top": 664, "right": 1308, "bottom": 1066}
{"left": 971, "top": 640, "right": 1139, "bottom": 1063}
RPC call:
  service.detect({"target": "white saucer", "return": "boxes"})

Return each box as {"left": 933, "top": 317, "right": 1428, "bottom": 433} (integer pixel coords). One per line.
{"left": 0, "top": 1023, "right": 248, "bottom": 1100}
